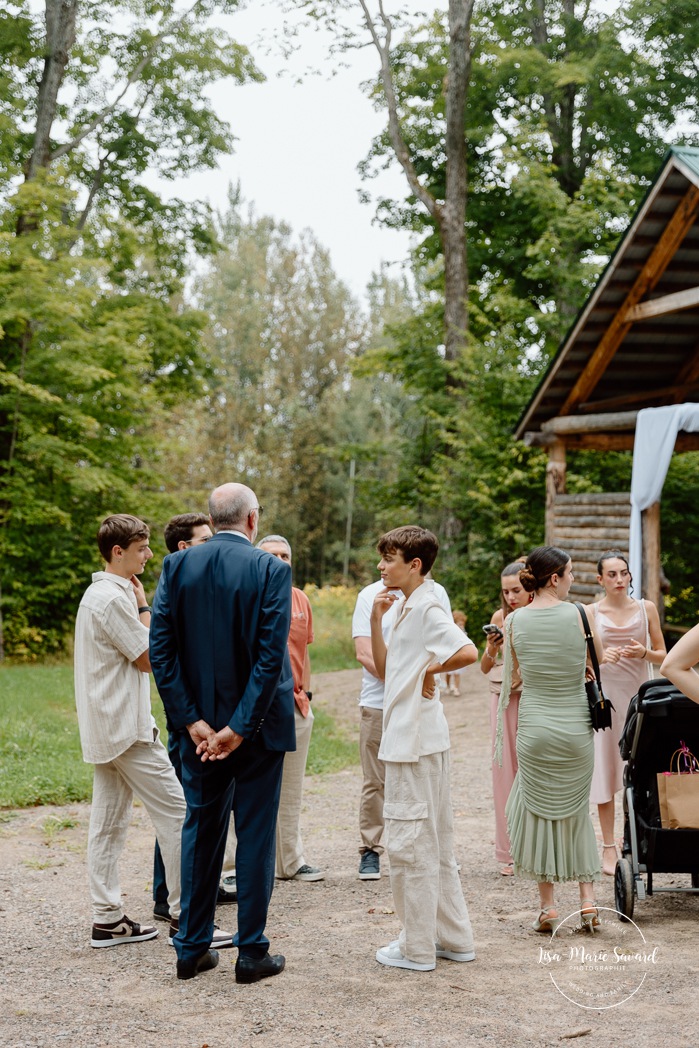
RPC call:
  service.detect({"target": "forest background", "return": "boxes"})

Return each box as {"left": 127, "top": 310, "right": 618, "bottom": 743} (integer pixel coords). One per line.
{"left": 1, "top": 0, "right": 699, "bottom": 661}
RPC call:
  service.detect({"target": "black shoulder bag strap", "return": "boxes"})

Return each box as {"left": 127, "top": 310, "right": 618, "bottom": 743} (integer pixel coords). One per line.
{"left": 574, "top": 601, "right": 602, "bottom": 689}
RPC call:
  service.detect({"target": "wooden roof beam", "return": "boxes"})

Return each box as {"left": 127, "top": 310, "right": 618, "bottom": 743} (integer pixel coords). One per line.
{"left": 625, "top": 285, "right": 699, "bottom": 322}
{"left": 524, "top": 431, "right": 699, "bottom": 453}
{"left": 541, "top": 410, "right": 638, "bottom": 434}
{"left": 558, "top": 184, "right": 699, "bottom": 416}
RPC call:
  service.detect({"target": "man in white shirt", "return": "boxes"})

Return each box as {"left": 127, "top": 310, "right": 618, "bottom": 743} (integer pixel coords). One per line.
{"left": 370, "top": 526, "right": 477, "bottom": 972}
{"left": 352, "top": 578, "right": 451, "bottom": 880}
{"left": 74, "top": 514, "right": 188, "bottom": 949}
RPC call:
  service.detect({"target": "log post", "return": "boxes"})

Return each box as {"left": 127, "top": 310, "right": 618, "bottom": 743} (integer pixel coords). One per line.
{"left": 545, "top": 439, "right": 567, "bottom": 544}
{"left": 641, "top": 501, "right": 661, "bottom": 612}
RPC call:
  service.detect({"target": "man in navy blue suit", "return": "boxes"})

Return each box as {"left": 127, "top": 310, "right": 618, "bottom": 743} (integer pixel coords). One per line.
{"left": 150, "top": 483, "right": 296, "bottom": 981}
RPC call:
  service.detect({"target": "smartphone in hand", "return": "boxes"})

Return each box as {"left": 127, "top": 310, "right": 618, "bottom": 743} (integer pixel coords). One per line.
{"left": 483, "top": 624, "right": 503, "bottom": 640}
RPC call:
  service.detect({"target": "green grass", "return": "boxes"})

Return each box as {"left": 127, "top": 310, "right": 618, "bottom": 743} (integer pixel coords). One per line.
{"left": 305, "top": 584, "right": 359, "bottom": 673}
{"left": 0, "top": 587, "right": 360, "bottom": 808}
{"left": 0, "top": 665, "right": 94, "bottom": 808}
{"left": 306, "top": 706, "right": 358, "bottom": 775}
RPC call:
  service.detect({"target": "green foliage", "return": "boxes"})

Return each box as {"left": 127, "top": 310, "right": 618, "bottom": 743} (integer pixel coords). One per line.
{"left": 346, "top": 0, "right": 699, "bottom": 624}
{"left": 362, "top": 0, "right": 693, "bottom": 340}
{"left": 661, "top": 453, "right": 699, "bottom": 628}
{"left": 0, "top": 0, "right": 260, "bottom": 657}
{"left": 152, "top": 192, "right": 378, "bottom": 586}
{"left": 0, "top": 172, "right": 210, "bottom": 656}
{"left": 2, "top": 0, "right": 696, "bottom": 656}
{"left": 305, "top": 585, "right": 358, "bottom": 673}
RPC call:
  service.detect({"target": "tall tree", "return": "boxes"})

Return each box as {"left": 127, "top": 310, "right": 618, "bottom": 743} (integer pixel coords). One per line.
{"left": 349, "top": 0, "right": 698, "bottom": 617}
{"left": 294, "top": 0, "right": 476, "bottom": 362}
{"left": 362, "top": 0, "right": 691, "bottom": 331}
{"left": 156, "top": 193, "right": 368, "bottom": 584}
{"left": 357, "top": 0, "right": 475, "bottom": 361}
{"left": 0, "top": 0, "right": 260, "bottom": 656}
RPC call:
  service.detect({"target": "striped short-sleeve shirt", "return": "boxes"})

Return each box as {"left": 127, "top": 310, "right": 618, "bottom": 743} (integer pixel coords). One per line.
{"left": 74, "top": 571, "right": 154, "bottom": 764}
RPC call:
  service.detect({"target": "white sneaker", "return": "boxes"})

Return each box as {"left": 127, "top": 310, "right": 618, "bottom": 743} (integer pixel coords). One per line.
{"left": 168, "top": 919, "right": 233, "bottom": 949}
{"left": 375, "top": 943, "right": 435, "bottom": 971}
{"left": 435, "top": 944, "right": 476, "bottom": 962}
{"left": 90, "top": 914, "right": 158, "bottom": 948}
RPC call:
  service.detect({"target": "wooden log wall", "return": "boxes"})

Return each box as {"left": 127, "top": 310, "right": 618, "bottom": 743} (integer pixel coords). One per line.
{"left": 550, "top": 492, "right": 631, "bottom": 604}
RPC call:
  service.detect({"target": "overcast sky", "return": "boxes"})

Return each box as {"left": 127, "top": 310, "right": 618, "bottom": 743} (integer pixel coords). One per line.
{"left": 160, "top": 1, "right": 422, "bottom": 300}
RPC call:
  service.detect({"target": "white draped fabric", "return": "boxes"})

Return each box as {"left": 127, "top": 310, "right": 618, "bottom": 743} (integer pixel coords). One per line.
{"left": 629, "top": 404, "right": 699, "bottom": 594}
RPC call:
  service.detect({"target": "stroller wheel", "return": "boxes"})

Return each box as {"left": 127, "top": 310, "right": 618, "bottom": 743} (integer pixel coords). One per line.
{"left": 614, "top": 857, "right": 635, "bottom": 921}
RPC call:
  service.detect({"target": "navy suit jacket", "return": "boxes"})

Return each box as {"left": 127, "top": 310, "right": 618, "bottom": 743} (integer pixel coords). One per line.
{"left": 149, "top": 531, "right": 296, "bottom": 752}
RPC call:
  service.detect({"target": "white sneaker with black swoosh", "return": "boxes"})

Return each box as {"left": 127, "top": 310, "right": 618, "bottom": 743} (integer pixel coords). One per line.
{"left": 91, "top": 914, "right": 158, "bottom": 948}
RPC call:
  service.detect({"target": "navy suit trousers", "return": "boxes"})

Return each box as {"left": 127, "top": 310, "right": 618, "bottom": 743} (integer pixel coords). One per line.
{"left": 174, "top": 733, "right": 285, "bottom": 964}
{"left": 153, "top": 730, "right": 181, "bottom": 906}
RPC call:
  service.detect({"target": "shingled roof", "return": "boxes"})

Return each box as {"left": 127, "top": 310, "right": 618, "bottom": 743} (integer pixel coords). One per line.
{"left": 515, "top": 147, "right": 699, "bottom": 440}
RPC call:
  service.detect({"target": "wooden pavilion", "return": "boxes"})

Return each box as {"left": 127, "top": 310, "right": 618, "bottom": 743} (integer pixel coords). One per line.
{"left": 515, "top": 147, "right": 699, "bottom": 611}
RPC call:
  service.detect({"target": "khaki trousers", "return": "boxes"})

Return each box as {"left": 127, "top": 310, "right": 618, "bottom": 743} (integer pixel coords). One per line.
{"left": 384, "top": 751, "right": 474, "bottom": 965}
{"left": 359, "top": 705, "right": 385, "bottom": 855}
{"left": 222, "top": 706, "right": 315, "bottom": 879}
{"left": 275, "top": 705, "right": 314, "bottom": 878}
{"left": 88, "top": 737, "right": 186, "bottom": 923}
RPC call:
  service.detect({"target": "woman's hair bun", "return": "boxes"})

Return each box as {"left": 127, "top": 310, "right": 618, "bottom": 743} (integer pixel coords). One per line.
{"left": 519, "top": 566, "right": 538, "bottom": 592}
{"left": 522, "top": 545, "right": 570, "bottom": 593}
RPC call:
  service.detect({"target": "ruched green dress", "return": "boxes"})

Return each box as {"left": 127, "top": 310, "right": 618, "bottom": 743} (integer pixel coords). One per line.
{"left": 496, "top": 602, "right": 600, "bottom": 883}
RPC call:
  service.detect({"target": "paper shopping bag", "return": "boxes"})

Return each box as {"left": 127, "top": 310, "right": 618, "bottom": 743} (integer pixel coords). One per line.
{"left": 663, "top": 772, "right": 699, "bottom": 829}
{"left": 657, "top": 742, "right": 699, "bottom": 829}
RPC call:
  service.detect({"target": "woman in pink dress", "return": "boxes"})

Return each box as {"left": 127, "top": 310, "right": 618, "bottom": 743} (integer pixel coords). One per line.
{"left": 590, "top": 550, "right": 666, "bottom": 874}
{"left": 481, "top": 561, "right": 530, "bottom": 875}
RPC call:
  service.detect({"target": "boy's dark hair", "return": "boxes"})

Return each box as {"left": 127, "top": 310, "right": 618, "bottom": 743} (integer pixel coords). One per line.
{"left": 97, "top": 514, "right": 150, "bottom": 562}
{"left": 164, "top": 512, "right": 210, "bottom": 554}
{"left": 377, "top": 526, "right": 439, "bottom": 576}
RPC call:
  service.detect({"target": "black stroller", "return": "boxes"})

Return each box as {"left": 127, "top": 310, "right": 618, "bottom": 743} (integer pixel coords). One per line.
{"left": 615, "top": 677, "right": 699, "bottom": 920}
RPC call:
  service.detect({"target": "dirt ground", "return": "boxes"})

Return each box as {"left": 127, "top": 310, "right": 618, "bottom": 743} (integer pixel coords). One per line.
{"left": 1, "top": 665, "right": 697, "bottom": 1048}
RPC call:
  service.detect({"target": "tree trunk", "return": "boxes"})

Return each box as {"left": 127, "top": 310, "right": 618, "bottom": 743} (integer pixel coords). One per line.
{"left": 358, "top": 0, "right": 474, "bottom": 362}
{"left": 18, "top": 0, "right": 78, "bottom": 236}
{"left": 27, "top": 0, "right": 79, "bottom": 178}
{"left": 442, "top": 0, "right": 474, "bottom": 361}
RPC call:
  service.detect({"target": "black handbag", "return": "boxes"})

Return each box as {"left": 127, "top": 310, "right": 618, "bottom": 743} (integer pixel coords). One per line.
{"left": 574, "top": 602, "right": 615, "bottom": 732}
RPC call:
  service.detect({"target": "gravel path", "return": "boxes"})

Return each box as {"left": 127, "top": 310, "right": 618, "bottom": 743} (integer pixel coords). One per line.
{"left": 0, "top": 665, "right": 695, "bottom": 1047}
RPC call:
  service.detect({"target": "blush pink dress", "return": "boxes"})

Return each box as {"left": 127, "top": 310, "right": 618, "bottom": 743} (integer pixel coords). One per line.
{"left": 489, "top": 657, "right": 520, "bottom": 865}
{"left": 589, "top": 601, "right": 652, "bottom": 805}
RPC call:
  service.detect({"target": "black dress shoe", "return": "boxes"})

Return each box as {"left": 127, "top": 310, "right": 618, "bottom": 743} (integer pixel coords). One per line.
{"left": 235, "top": 953, "right": 285, "bottom": 984}
{"left": 176, "top": 948, "right": 220, "bottom": 980}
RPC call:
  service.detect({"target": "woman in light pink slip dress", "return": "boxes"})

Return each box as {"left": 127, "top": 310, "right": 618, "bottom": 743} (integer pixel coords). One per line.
{"left": 481, "top": 561, "right": 530, "bottom": 875}
{"left": 589, "top": 550, "right": 666, "bottom": 874}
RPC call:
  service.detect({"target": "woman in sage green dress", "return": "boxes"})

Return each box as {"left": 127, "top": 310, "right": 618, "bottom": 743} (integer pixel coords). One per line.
{"left": 496, "top": 546, "right": 602, "bottom": 933}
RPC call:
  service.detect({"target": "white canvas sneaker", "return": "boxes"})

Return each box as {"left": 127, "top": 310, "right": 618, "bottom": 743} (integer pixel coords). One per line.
{"left": 435, "top": 944, "right": 476, "bottom": 962}
{"left": 375, "top": 943, "right": 435, "bottom": 971}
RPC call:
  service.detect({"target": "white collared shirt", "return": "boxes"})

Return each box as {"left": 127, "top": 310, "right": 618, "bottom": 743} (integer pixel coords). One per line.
{"left": 352, "top": 579, "right": 452, "bottom": 709}
{"left": 74, "top": 571, "right": 154, "bottom": 764}
{"left": 379, "top": 579, "right": 473, "bottom": 763}
{"left": 216, "top": 528, "right": 251, "bottom": 542}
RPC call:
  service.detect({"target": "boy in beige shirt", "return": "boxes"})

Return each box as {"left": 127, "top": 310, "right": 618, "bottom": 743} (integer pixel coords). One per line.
{"left": 370, "top": 526, "right": 477, "bottom": 971}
